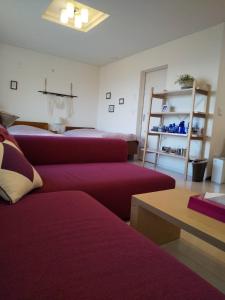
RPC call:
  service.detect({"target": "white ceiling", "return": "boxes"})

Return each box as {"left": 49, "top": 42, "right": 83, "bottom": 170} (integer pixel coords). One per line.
{"left": 0, "top": 0, "right": 225, "bottom": 66}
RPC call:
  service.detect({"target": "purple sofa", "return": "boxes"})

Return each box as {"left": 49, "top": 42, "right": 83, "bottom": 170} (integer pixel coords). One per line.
{"left": 15, "top": 135, "right": 175, "bottom": 220}
{"left": 1, "top": 135, "right": 224, "bottom": 299}
{"left": 0, "top": 191, "right": 224, "bottom": 300}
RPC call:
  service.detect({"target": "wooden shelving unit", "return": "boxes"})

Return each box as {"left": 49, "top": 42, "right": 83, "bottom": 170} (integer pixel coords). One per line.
{"left": 150, "top": 112, "right": 206, "bottom": 118}
{"left": 142, "top": 81, "right": 210, "bottom": 180}
{"left": 153, "top": 87, "right": 208, "bottom": 98}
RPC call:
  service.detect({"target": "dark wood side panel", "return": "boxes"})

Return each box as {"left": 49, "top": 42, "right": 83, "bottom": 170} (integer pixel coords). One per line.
{"left": 14, "top": 121, "right": 49, "bottom": 130}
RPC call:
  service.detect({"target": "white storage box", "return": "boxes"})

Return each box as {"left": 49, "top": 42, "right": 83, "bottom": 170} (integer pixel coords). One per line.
{"left": 211, "top": 157, "right": 225, "bottom": 184}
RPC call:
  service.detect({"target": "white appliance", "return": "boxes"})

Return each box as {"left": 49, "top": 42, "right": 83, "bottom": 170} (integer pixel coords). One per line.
{"left": 211, "top": 157, "right": 225, "bottom": 184}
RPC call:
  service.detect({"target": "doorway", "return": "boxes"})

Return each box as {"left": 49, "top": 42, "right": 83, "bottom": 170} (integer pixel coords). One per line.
{"left": 137, "top": 66, "right": 168, "bottom": 160}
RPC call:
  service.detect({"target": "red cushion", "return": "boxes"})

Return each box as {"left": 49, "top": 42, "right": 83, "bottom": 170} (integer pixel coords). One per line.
{"left": 0, "top": 191, "right": 223, "bottom": 300}
{"left": 35, "top": 162, "right": 175, "bottom": 220}
{"left": 15, "top": 135, "right": 128, "bottom": 165}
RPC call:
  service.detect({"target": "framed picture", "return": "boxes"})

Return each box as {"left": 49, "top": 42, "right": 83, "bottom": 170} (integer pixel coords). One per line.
{"left": 10, "top": 80, "right": 18, "bottom": 90}
{"left": 108, "top": 105, "right": 115, "bottom": 113}
{"left": 119, "top": 98, "right": 124, "bottom": 105}
{"left": 106, "top": 92, "right": 111, "bottom": 99}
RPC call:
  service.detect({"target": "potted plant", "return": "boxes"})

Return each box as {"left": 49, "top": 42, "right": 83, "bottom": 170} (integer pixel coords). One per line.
{"left": 175, "top": 74, "right": 194, "bottom": 89}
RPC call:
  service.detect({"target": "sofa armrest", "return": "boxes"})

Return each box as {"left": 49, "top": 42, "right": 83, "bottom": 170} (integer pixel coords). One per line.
{"left": 15, "top": 136, "right": 128, "bottom": 165}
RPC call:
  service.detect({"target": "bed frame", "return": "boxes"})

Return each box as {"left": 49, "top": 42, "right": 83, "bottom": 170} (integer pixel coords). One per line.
{"left": 13, "top": 121, "right": 138, "bottom": 159}
{"left": 14, "top": 121, "right": 49, "bottom": 130}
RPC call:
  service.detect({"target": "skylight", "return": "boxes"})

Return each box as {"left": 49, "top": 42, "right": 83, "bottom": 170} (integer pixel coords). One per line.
{"left": 42, "top": 0, "right": 110, "bottom": 32}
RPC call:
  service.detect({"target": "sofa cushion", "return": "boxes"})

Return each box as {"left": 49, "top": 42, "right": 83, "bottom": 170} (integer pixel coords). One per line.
{"left": 15, "top": 135, "right": 128, "bottom": 165}
{"left": 0, "top": 191, "right": 223, "bottom": 300}
{"left": 0, "top": 128, "right": 43, "bottom": 203}
{"left": 35, "top": 162, "right": 175, "bottom": 220}
{"left": 0, "top": 125, "right": 19, "bottom": 146}
{"left": 0, "top": 111, "right": 19, "bottom": 128}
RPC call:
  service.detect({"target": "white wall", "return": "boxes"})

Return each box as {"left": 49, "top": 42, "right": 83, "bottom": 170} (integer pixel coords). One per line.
{"left": 210, "top": 25, "right": 225, "bottom": 158}
{"left": 97, "top": 24, "right": 224, "bottom": 174}
{"left": 0, "top": 43, "right": 100, "bottom": 128}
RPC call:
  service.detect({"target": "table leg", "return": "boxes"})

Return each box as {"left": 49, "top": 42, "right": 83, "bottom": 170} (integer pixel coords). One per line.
{"left": 130, "top": 204, "right": 180, "bottom": 245}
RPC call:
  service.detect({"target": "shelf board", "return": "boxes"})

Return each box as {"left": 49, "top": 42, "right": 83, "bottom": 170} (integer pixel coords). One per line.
{"left": 149, "top": 131, "right": 204, "bottom": 140}
{"left": 193, "top": 112, "right": 206, "bottom": 118}
{"left": 150, "top": 112, "right": 190, "bottom": 117}
{"left": 150, "top": 111, "right": 206, "bottom": 118}
{"left": 144, "top": 149, "right": 186, "bottom": 160}
{"left": 149, "top": 131, "right": 188, "bottom": 137}
{"left": 191, "top": 135, "right": 204, "bottom": 140}
{"left": 141, "top": 148, "right": 203, "bottom": 161}
{"left": 38, "top": 90, "right": 77, "bottom": 98}
{"left": 152, "top": 87, "right": 208, "bottom": 99}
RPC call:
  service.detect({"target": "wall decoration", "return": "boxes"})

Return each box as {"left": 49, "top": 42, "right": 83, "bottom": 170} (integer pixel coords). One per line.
{"left": 106, "top": 92, "right": 111, "bottom": 99}
{"left": 10, "top": 80, "right": 18, "bottom": 90}
{"left": 108, "top": 105, "right": 115, "bottom": 113}
{"left": 119, "top": 98, "right": 124, "bottom": 105}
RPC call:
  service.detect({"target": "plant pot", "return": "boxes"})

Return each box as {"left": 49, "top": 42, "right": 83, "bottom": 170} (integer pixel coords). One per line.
{"left": 180, "top": 80, "right": 193, "bottom": 89}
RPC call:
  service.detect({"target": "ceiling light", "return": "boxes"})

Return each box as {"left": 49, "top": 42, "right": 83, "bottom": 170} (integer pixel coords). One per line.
{"left": 80, "top": 8, "right": 89, "bottom": 23}
{"left": 66, "top": 2, "right": 75, "bottom": 18}
{"left": 60, "top": 9, "right": 69, "bottom": 24}
{"left": 74, "top": 14, "right": 82, "bottom": 29}
{"left": 43, "top": 0, "right": 110, "bottom": 32}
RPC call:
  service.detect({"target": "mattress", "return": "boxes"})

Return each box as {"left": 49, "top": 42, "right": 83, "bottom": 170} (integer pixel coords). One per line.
{"left": 63, "top": 128, "right": 137, "bottom": 141}
{"left": 9, "top": 125, "right": 137, "bottom": 142}
{"left": 8, "top": 125, "right": 57, "bottom": 136}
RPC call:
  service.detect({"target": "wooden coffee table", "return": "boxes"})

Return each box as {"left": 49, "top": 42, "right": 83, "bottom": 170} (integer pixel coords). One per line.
{"left": 130, "top": 189, "right": 225, "bottom": 251}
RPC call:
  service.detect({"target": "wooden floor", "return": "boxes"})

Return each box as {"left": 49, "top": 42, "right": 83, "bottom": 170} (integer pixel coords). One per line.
{"left": 130, "top": 161, "right": 225, "bottom": 294}
{"left": 161, "top": 231, "right": 225, "bottom": 294}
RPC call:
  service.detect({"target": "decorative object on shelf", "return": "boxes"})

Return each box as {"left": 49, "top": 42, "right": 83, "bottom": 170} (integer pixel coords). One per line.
{"left": 152, "top": 126, "right": 159, "bottom": 132}
{"left": 38, "top": 78, "right": 77, "bottom": 99}
{"left": 162, "top": 146, "right": 187, "bottom": 157}
{"left": 192, "top": 120, "right": 204, "bottom": 136}
{"left": 178, "top": 121, "right": 186, "bottom": 134}
{"left": 119, "top": 98, "right": 124, "bottom": 105}
{"left": 151, "top": 121, "right": 187, "bottom": 135}
{"left": 106, "top": 92, "right": 111, "bottom": 99}
{"left": 10, "top": 80, "right": 18, "bottom": 90}
{"left": 175, "top": 74, "right": 194, "bottom": 89}
{"left": 162, "top": 104, "right": 168, "bottom": 112}
{"left": 169, "top": 106, "right": 175, "bottom": 112}
{"left": 108, "top": 105, "right": 115, "bottom": 113}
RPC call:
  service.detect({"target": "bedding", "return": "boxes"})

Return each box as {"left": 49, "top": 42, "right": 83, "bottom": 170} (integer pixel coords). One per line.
{"left": 8, "top": 125, "right": 57, "bottom": 136}
{"left": 9, "top": 124, "right": 138, "bottom": 158}
{"left": 63, "top": 128, "right": 137, "bottom": 142}
{"left": 9, "top": 125, "right": 136, "bottom": 142}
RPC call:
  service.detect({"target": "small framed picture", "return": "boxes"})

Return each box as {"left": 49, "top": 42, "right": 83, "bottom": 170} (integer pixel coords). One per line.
{"left": 119, "top": 98, "right": 124, "bottom": 105}
{"left": 106, "top": 92, "right": 111, "bottom": 99}
{"left": 108, "top": 105, "right": 115, "bottom": 113}
{"left": 10, "top": 80, "right": 18, "bottom": 90}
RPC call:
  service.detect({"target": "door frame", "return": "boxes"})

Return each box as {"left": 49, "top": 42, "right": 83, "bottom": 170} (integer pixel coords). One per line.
{"left": 136, "top": 65, "right": 168, "bottom": 141}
